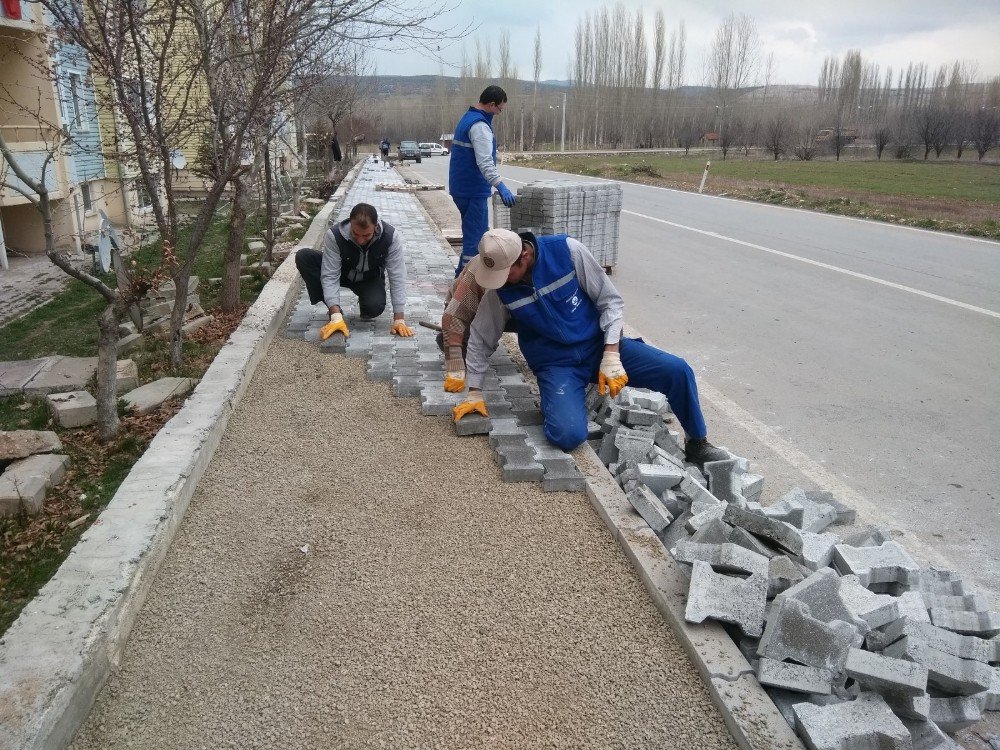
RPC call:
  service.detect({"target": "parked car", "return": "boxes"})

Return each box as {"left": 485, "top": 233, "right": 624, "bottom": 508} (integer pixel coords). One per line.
{"left": 420, "top": 142, "right": 449, "bottom": 157}
{"left": 398, "top": 140, "right": 422, "bottom": 163}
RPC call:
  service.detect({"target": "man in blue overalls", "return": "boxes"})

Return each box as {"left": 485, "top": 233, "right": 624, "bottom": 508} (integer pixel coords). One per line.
{"left": 448, "top": 85, "right": 517, "bottom": 277}
{"left": 453, "top": 228, "right": 729, "bottom": 467}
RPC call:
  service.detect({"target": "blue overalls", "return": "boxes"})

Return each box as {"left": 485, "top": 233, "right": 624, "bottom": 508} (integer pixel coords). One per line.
{"left": 449, "top": 107, "right": 496, "bottom": 276}
{"left": 498, "top": 236, "right": 708, "bottom": 451}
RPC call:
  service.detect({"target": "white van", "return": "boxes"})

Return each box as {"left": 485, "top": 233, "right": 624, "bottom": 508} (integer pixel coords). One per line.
{"left": 419, "top": 142, "right": 449, "bottom": 157}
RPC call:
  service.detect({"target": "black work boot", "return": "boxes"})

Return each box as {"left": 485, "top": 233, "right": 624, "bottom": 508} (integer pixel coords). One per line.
{"left": 684, "top": 437, "right": 729, "bottom": 467}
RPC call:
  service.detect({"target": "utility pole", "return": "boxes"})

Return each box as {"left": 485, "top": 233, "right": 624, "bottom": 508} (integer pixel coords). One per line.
{"left": 561, "top": 92, "right": 567, "bottom": 152}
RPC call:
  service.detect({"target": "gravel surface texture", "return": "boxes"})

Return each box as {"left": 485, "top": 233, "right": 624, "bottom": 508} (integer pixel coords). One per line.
{"left": 70, "top": 336, "right": 735, "bottom": 750}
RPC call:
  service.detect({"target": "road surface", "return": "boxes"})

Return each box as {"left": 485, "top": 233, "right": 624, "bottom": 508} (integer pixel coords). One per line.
{"left": 411, "top": 154, "right": 1000, "bottom": 603}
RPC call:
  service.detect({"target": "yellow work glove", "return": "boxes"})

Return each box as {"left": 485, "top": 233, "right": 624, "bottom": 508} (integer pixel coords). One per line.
{"left": 320, "top": 312, "right": 349, "bottom": 340}
{"left": 452, "top": 390, "right": 488, "bottom": 421}
{"left": 444, "top": 370, "right": 466, "bottom": 393}
{"left": 598, "top": 350, "right": 628, "bottom": 397}
{"left": 391, "top": 319, "right": 414, "bottom": 337}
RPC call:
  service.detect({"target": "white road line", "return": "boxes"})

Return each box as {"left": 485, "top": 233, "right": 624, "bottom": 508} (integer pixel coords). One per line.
{"left": 620, "top": 208, "right": 1000, "bottom": 320}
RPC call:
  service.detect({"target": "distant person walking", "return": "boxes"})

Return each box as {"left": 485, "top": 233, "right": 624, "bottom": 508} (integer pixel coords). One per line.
{"left": 380, "top": 138, "right": 391, "bottom": 167}
{"left": 448, "top": 85, "right": 516, "bottom": 277}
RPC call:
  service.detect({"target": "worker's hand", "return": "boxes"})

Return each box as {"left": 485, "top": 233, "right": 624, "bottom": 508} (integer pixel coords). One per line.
{"left": 320, "top": 312, "right": 349, "bottom": 340}
{"left": 390, "top": 319, "right": 414, "bottom": 337}
{"left": 444, "top": 369, "right": 466, "bottom": 393}
{"left": 496, "top": 182, "right": 516, "bottom": 207}
{"left": 452, "top": 390, "right": 488, "bottom": 421}
{"left": 598, "top": 350, "right": 628, "bottom": 397}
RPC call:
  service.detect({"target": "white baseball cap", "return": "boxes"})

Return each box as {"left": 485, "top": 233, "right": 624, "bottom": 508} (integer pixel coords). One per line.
{"left": 467, "top": 229, "right": 522, "bottom": 289}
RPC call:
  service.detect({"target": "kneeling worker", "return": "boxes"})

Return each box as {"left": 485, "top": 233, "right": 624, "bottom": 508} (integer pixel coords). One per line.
{"left": 454, "top": 228, "right": 728, "bottom": 466}
{"left": 295, "top": 202, "right": 414, "bottom": 339}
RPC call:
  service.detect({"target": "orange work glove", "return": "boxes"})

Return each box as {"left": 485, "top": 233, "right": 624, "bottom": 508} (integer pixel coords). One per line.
{"left": 598, "top": 350, "right": 628, "bottom": 397}
{"left": 391, "top": 319, "right": 414, "bottom": 337}
{"left": 444, "top": 369, "right": 466, "bottom": 393}
{"left": 452, "top": 390, "right": 488, "bottom": 421}
{"left": 320, "top": 312, "right": 349, "bottom": 340}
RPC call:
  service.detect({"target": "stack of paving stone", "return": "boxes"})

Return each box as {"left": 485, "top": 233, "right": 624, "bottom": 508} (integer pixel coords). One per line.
{"left": 501, "top": 180, "right": 623, "bottom": 268}
{"left": 131, "top": 276, "right": 212, "bottom": 341}
{"left": 585, "top": 387, "right": 1000, "bottom": 749}
{"left": 0, "top": 430, "right": 70, "bottom": 516}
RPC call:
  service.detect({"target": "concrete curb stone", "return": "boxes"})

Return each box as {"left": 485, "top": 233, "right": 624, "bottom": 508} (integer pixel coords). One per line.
{"left": 0, "top": 163, "right": 364, "bottom": 750}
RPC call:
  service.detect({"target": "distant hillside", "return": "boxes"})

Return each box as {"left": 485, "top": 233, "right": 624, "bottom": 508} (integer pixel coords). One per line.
{"left": 361, "top": 75, "right": 818, "bottom": 100}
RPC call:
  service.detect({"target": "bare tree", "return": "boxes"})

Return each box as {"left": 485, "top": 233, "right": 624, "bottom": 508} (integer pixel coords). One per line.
{"left": 532, "top": 26, "right": 541, "bottom": 149}
{"left": 763, "top": 114, "right": 788, "bottom": 160}
{"left": 872, "top": 125, "right": 893, "bottom": 160}
{"left": 705, "top": 12, "right": 760, "bottom": 158}
{"left": 970, "top": 107, "right": 998, "bottom": 159}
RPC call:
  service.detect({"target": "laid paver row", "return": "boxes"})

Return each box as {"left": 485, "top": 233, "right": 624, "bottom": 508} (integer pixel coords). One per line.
{"left": 283, "top": 160, "right": 586, "bottom": 492}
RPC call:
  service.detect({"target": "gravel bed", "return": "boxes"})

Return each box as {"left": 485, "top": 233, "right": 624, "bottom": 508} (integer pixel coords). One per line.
{"left": 70, "top": 336, "right": 736, "bottom": 749}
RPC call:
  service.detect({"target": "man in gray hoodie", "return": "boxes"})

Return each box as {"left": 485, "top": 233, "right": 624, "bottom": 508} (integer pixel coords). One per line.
{"left": 294, "top": 202, "right": 413, "bottom": 338}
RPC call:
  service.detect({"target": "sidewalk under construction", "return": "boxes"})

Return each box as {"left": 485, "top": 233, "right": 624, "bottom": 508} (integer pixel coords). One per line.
{"left": 67, "top": 160, "right": 738, "bottom": 749}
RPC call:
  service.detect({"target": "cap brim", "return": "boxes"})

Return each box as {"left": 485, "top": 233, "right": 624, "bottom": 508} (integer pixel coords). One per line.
{"left": 467, "top": 255, "right": 510, "bottom": 290}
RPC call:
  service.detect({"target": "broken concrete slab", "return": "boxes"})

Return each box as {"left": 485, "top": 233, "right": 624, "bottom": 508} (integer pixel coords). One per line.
{"left": 922, "top": 592, "right": 990, "bottom": 613}
{"left": 729, "top": 525, "right": 783, "bottom": 559}
{"left": 899, "top": 718, "right": 961, "bottom": 750}
{"left": 0, "top": 453, "right": 70, "bottom": 515}
{"left": 116, "top": 332, "right": 143, "bottom": 354}
{"left": 115, "top": 359, "right": 139, "bottom": 394}
{"left": 756, "top": 657, "right": 834, "bottom": 695}
{"left": 22, "top": 356, "right": 98, "bottom": 396}
{"left": 684, "top": 561, "right": 767, "bottom": 638}
{"left": 0, "top": 430, "right": 62, "bottom": 462}
{"left": 868, "top": 617, "right": 994, "bottom": 663}
{"left": 832, "top": 541, "right": 920, "bottom": 588}
{"left": 768, "top": 555, "right": 807, "bottom": 598}
{"left": 45, "top": 391, "right": 97, "bottom": 429}
{"left": 838, "top": 575, "right": 901, "bottom": 629}
{"left": 724, "top": 505, "right": 804, "bottom": 555}
{"left": 796, "top": 531, "right": 842, "bottom": 571}
{"left": 929, "top": 608, "right": 1000, "bottom": 638}
{"left": 0, "top": 357, "right": 50, "bottom": 396}
{"left": 927, "top": 694, "right": 986, "bottom": 733}
{"left": 792, "top": 692, "right": 910, "bottom": 750}
{"left": 120, "top": 377, "right": 197, "bottom": 415}
{"left": 635, "top": 462, "right": 685, "bottom": 494}
{"left": 704, "top": 458, "right": 742, "bottom": 503}
{"left": 897, "top": 591, "right": 933, "bottom": 624}
{"left": 845, "top": 647, "right": 928, "bottom": 696}
{"left": 672, "top": 540, "right": 769, "bottom": 578}
{"left": 626, "top": 484, "right": 673, "bottom": 534}
{"left": 883, "top": 636, "right": 993, "bottom": 695}
{"left": 759, "top": 598, "right": 860, "bottom": 672}
{"left": 775, "top": 569, "right": 868, "bottom": 632}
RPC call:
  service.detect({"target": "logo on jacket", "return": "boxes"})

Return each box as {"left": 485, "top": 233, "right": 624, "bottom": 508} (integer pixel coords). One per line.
{"left": 569, "top": 294, "right": 581, "bottom": 311}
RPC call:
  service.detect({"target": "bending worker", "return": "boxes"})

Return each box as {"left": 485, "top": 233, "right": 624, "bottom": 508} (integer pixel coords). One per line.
{"left": 448, "top": 85, "right": 517, "bottom": 277}
{"left": 294, "top": 202, "right": 414, "bottom": 339}
{"left": 453, "top": 228, "right": 729, "bottom": 467}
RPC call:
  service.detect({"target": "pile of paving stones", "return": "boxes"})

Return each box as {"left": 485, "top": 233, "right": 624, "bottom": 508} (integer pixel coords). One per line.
{"left": 119, "top": 276, "right": 212, "bottom": 351}
{"left": 0, "top": 430, "right": 69, "bottom": 516}
{"left": 495, "top": 180, "right": 623, "bottom": 268}
{"left": 585, "top": 386, "right": 1000, "bottom": 749}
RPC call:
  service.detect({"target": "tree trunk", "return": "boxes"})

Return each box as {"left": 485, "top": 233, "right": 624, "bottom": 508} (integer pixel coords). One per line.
{"left": 264, "top": 142, "right": 275, "bottom": 263}
{"left": 221, "top": 177, "right": 247, "bottom": 312}
{"left": 169, "top": 271, "right": 190, "bottom": 369}
{"left": 95, "top": 304, "right": 121, "bottom": 442}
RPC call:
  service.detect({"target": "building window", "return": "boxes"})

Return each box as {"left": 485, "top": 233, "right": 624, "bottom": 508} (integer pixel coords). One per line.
{"left": 134, "top": 179, "right": 154, "bottom": 211}
{"left": 67, "top": 73, "right": 89, "bottom": 131}
{"left": 81, "top": 182, "right": 93, "bottom": 212}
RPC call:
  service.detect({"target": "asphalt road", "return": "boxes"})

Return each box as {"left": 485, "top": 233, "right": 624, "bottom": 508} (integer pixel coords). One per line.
{"left": 411, "top": 154, "right": 1000, "bottom": 603}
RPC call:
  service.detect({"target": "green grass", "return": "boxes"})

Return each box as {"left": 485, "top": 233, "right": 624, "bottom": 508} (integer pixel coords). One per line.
{"left": 0, "top": 204, "right": 276, "bottom": 362}
{"left": 0, "top": 393, "right": 50, "bottom": 430}
{"left": 531, "top": 153, "right": 1000, "bottom": 203}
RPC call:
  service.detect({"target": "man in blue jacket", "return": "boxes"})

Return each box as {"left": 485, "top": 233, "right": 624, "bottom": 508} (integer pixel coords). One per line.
{"left": 454, "top": 228, "right": 729, "bottom": 467}
{"left": 448, "top": 85, "right": 517, "bottom": 277}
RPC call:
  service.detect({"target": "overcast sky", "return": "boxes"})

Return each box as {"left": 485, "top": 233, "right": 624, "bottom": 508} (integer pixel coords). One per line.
{"left": 372, "top": 0, "right": 1000, "bottom": 87}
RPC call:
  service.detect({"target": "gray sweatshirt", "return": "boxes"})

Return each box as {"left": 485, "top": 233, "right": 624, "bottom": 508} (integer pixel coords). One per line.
{"left": 320, "top": 218, "right": 407, "bottom": 314}
{"left": 466, "top": 237, "right": 624, "bottom": 390}
{"left": 470, "top": 121, "right": 502, "bottom": 187}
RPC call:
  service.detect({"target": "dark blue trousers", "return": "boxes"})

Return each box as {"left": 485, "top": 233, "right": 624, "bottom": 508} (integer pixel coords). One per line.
{"left": 536, "top": 337, "right": 708, "bottom": 451}
{"left": 451, "top": 195, "right": 489, "bottom": 277}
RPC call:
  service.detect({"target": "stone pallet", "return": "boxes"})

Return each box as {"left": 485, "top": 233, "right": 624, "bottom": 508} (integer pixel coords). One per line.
{"left": 584, "top": 385, "right": 1000, "bottom": 749}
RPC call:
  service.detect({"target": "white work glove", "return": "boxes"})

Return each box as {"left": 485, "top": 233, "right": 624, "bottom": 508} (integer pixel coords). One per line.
{"left": 598, "top": 350, "right": 628, "bottom": 397}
